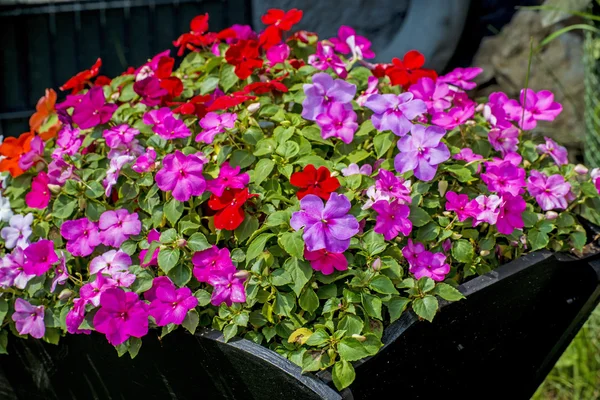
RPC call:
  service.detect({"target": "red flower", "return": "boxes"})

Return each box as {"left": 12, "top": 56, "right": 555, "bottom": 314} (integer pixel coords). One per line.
{"left": 259, "top": 9, "right": 303, "bottom": 49}
{"left": 172, "top": 94, "right": 211, "bottom": 118}
{"left": 206, "top": 92, "right": 255, "bottom": 112}
{"left": 60, "top": 58, "right": 102, "bottom": 94}
{"left": 371, "top": 63, "right": 390, "bottom": 78}
{"left": 290, "top": 165, "right": 340, "bottom": 200}
{"left": 208, "top": 188, "right": 257, "bottom": 230}
{"left": 243, "top": 79, "right": 288, "bottom": 95}
{"left": 225, "top": 40, "right": 264, "bottom": 80}
{"left": 385, "top": 50, "right": 437, "bottom": 89}
{"left": 94, "top": 76, "right": 112, "bottom": 86}
{"left": 173, "top": 14, "right": 215, "bottom": 56}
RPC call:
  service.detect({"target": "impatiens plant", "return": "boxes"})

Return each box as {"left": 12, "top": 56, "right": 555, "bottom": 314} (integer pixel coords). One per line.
{"left": 1, "top": 9, "right": 600, "bottom": 392}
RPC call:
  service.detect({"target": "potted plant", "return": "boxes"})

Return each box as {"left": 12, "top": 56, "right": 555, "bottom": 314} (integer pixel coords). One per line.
{"left": 0, "top": 8, "right": 599, "bottom": 399}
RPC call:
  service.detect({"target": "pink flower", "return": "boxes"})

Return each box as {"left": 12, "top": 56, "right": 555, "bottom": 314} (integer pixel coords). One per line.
{"left": 483, "top": 92, "right": 511, "bottom": 128}
{"left": 453, "top": 148, "right": 483, "bottom": 173}
{"left": 329, "top": 26, "right": 375, "bottom": 60}
{"left": 302, "top": 73, "right": 356, "bottom": 121}
{"left": 72, "top": 87, "right": 117, "bottom": 129}
{"left": 196, "top": 112, "right": 237, "bottom": 144}
{"left": 304, "top": 248, "right": 348, "bottom": 275}
{"left": 395, "top": 124, "right": 450, "bottom": 182}
{"left": 66, "top": 298, "right": 91, "bottom": 335}
{"left": 488, "top": 127, "right": 519, "bottom": 156}
{"left": 341, "top": 163, "right": 372, "bottom": 177}
{"left": 23, "top": 239, "right": 58, "bottom": 276}
{"left": 80, "top": 272, "right": 116, "bottom": 307}
{"left": 496, "top": 195, "right": 526, "bottom": 235}
{"left": 0, "top": 248, "right": 34, "bottom": 289}
{"left": 536, "top": 136, "right": 568, "bottom": 166}
{"left": 481, "top": 160, "right": 526, "bottom": 196}
{"left": 132, "top": 148, "right": 157, "bottom": 173}
{"left": 103, "top": 124, "right": 140, "bottom": 148}
{"left": 592, "top": 168, "right": 600, "bottom": 194}
{"left": 90, "top": 250, "right": 132, "bottom": 275}
{"left": 48, "top": 159, "right": 75, "bottom": 186}
{"left": 266, "top": 43, "right": 290, "bottom": 66}
{"left": 402, "top": 239, "right": 425, "bottom": 267}
{"left": 375, "top": 169, "right": 411, "bottom": 204}
{"left": 155, "top": 150, "right": 207, "bottom": 202}
{"left": 25, "top": 172, "right": 51, "bottom": 209}
{"left": 192, "top": 246, "right": 236, "bottom": 283}
{"left": 409, "top": 77, "right": 451, "bottom": 113}
{"left": 19, "top": 136, "right": 45, "bottom": 171}
{"left": 431, "top": 105, "right": 475, "bottom": 130}
{"left": 155, "top": 115, "right": 191, "bottom": 140}
{"left": 98, "top": 209, "right": 142, "bottom": 248}
{"left": 372, "top": 200, "right": 412, "bottom": 240}
{"left": 470, "top": 194, "right": 502, "bottom": 226}
{"left": 206, "top": 162, "right": 249, "bottom": 197}
{"left": 60, "top": 217, "right": 101, "bottom": 257}
{"left": 356, "top": 76, "right": 379, "bottom": 107}
{"left": 51, "top": 253, "right": 69, "bottom": 293}
{"left": 503, "top": 89, "right": 563, "bottom": 130}
{"left": 208, "top": 272, "right": 247, "bottom": 307}
{"left": 148, "top": 278, "right": 198, "bottom": 326}
{"left": 316, "top": 103, "right": 358, "bottom": 144}
{"left": 364, "top": 92, "right": 427, "bottom": 137}
{"left": 309, "top": 42, "right": 348, "bottom": 78}
{"left": 93, "top": 288, "right": 149, "bottom": 346}
{"left": 52, "top": 125, "right": 82, "bottom": 160}
{"left": 143, "top": 107, "right": 171, "bottom": 126}
{"left": 361, "top": 186, "right": 391, "bottom": 210}
{"left": 527, "top": 170, "right": 572, "bottom": 211}
{"left": 134, "top": 77, "right": 168, "bottom": 107}
{"left": 12, "top": 299, "right": 45, "bottom": 339}
{"left": 411, "top": 251, "right": 450, "bottom": 281}
{"left": 140, "top": 229, "right": 161, "bottom": 267}
{"left": 445, "top": 191, "right": 477, "bottom": 222}
{"left": 103, "top": 154, "right": 135, "bottom": 197}
{"left": 144, "top": 276, "right": 172, "bottom": 302}
{"left": 438, "top": 67, "right": 483, "bottom": 90}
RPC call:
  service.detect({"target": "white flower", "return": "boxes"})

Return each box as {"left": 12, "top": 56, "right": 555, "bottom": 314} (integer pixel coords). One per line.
{"left": 361, "top": 186, "right": 391, "bottom": 210}
{"left": 1, "top": 213, "right": 33, "bottom": 249}
{"left": 0, "top": 194, "right": 13, "bottom": 223}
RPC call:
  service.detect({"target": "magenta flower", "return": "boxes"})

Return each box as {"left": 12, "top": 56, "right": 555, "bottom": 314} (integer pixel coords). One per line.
{"left": 208, "top": 272, "right": 247, "bottom": 307}
{"left": 196, "top": 112, "right": 237, "bottom": 144}
{"left": 290, "top": 193, "right": 359, "bottom": 253}
{"left": 140, "top": 229, "right": 161, "bottom": 267}
{"left": 438, "top": 67, "right": 483, "bottom": 90}
{"left": 103, "top": 124, "right": 140, "bottom": 149}
{"left": 527, "top": 171, "right": 572, "bottom": 211}
{"left": 329, "top": 26, "right": 375, "bottom": 60}
{"left": 308, "top": 42, "right": 348, "bottom": 78}
{"left": 25, "top": 172, "right": 51, "bottom": 209}
{"left": 536, "top": 136, "right": 568, "bottom": 166}
{"left": 206, "top": 162, "right": 249, "bottom": 197}
{"left": 503, "top": 89, "right": 563, "bottom": 130}
{"left": 12, "top": 299, "right": 45, "bottom": 339}
{"left": 132, "top": 148, "right": 157, "bottom": 173}
{"left": 110, "top": 271, "right": 136, "bottom": 288}
{"left": 316, "top": 103, "right": 358, "bottom": 144}
{"left": 60, "top": 217, "right": 101, "bottom": 257}
{"left": 93, "top": 288, "right": 149, "bottom": 346}
{"left": 266, "top": 43, "right": 290, "bottom": 66}
{"left": 19, "top": 136, "right": 44, "bottom": 171}
{"left": 356, "top": 76, "right": 379, "bottom": 107}
{"left": 48, "top": 159, "right": 75, "bottom": 186}
{"left": 192, "top": 246, "right": 236, "bottom": 283}
{"left": 304, "top": 248, "right": 348, "bottom": 275}
{"left": 496, "top": 195, "right": 526, "bottom": 235}
{"left": 395, "top": 124, "right": 450, "bottom": 181}
{"left": 72, "top": 87, "right": 117, "bottom": 129}
{"left": 155, "top": 114, "right": 191, "bottom": 140}
{"left": 489, "top": 127, "right": 519, "bottom": 156}
{"left": 90, "top": 250, "right": 132, "bottom": 275}
{"left": 372, "top": 200, "right": 412, "bottom": 240}
{"left": 341, "top": 163, "right": 372, "bottom": 177}
{"left": 98, "top": 209, "right": 142, "bottom": 248}
{"left": 134, "top": 77, "right": 168, "bottom": 107}
{"left": 483, "top": 92, "right": 511, "bottom": 128}
{"left": 143, "top": 107, "right": 171, "bottom": 126}
{"left": 470, "top": 194, "right": 502, "bottom": 226}
{"left": 592, "top": 168, "right": 600, "bottom": 194}
{"left": 144, "top": 276, "right": 173, "bottom": 302}
{"left": 411, "top": 251, "right": 450, "bottom": 281}
{"left": 148, "top": 280, "right": 198, "bottom": 326}
{"left": 402, "top": 239, "right": 425, "bottom": 267}
{"left": 453, "top": 148, "right": 483, "bottom": 173}
{"left": 1, "top": 213, "right": 33, "bottom": 249}
{"left": 103, "top": 154, "right": 135, "bottom": 197}
{"left": 375, "top": 169, "right": 412, "bottom": 204}
{"left": 445, "top": 191, "right": 477, "bottom": 222}
{"left": 0, "top": 248, "right": 33, "bottom": 289}
{"left": 364, "top": 92, "right": 427, "bottom": 137}
{"left": 432, "top": 105, "right": 475, "bottom": 130}
{"left": 409, "top": 77, "right": 451, "bottom": 113}
{"left": 302, "top": 73, "right": 356, "bottom": 121}
{"left": 66, "top": 297, "right": 91, "bottom": 335}
{"left": 52, "top": 125, "right": 82, "bottom": 160}
{"left": 80, "top": 272, "right": 116, "bottom": 307}
{"left": 481, "top": 160, "right": 526, "bottom": 196}
{"left": 134, "top": 49, "right": 170, "bottom": 79}
{"left": 23, "top": 239, "right": 58, "bottom": 276}
{"left": 155, "top": 150, "right": 207, "bottom": 202}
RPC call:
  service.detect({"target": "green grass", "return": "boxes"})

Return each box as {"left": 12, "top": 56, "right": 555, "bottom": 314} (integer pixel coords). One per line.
{"left": 533, "top": 306, "right": 600, "bottom": 400}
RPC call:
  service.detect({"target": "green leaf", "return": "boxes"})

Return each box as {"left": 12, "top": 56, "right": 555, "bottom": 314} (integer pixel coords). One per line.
{"left": 265, "top": 210, "right": 292, "bottom": 227}
{"left": 195, "top": 289, "right": 212, "bottom": 306}
{"left": 305, "top": 328, "right": 330, "bottom": 346}
{"left": 361, "top": 293, "right": 382, "bottom": 320}
{"left": 143, "top": 241, "right": 160, "bottom": 265}
{"left": 299, "top": 288, "right": 319, "bottom": 313}
{"left": 417, "top": 277, "right": 435, "bottom": 293}
{"left": 200, "top": 76, "right": 220, "bottom": 94}
{"left": 302, "top": 350, "right": 328, "bottom": 372}
{"left": 84, "top": 181, "right": 105, "bottom": 199}
{"left": 164, "top": 198, "right": 184, "bottom": 226}
{"left": 276, "top": 141, "right": 300, "bottom": 159}
{"left": 363, "top": 230, "right": 387, "bottom": 256}
{"left": 432, "top": 283, "right": 465, "bottom": 301}
{"left": 0, "top": 331, "right": 8, "bottom": 355}
{"left": 246, "top": 233, "right": 275, "bottom": 262}
{"left": 373, "top": 132, "right": 395, "bottom": 158}
{"left": 187, "top": 232, "right": 210, "bottom": 252}
{"left": 182, "top": 309, "right": 199, "bottom": 334}
{"left": 416, "top": 222, "right": 440, "bottom": 242}
{"left": 301, "top": 126, "right": 333, "bottom": 146}
{"left": 271, "top": 269, "right": 293, "bottom": 286}
{"left": 220, "top": 63, "right": 239, "bottom": 92}
{"left": 223, "top": 324, "right": 238, "bottom": 342}
{"left": 522, "top": 211, "right": 539, "bottom": 228}
{"left": 0, "top": 299, "right": 8, "bottom": 324}
{"left": 369, "top": 275, "right": 398, "bottom": 295}
{"left": 52, "top": 195, "right": 77, "bottom": 219}
{"left": 556, "top": 212, "right": 576, "bottom": 228}
{"left": 528, "top": 229, "right": 550, "bottom": 251}
{"left": 387, "top": 297, "right": 411, "bottom": 323}
{"left": 230, "top": 150, "right": 256, "bottom": 169}
{"left": 444, "top": 165, "right": 473, "bottom": 182}
{"left": 283, "top": 258, "right": 313, "bottom": 297}
{"left": 253, "top": 159, "right": 275, "bottom": 185}
{"left": 128, "top": 337, "right": 142, "bottom": 359}
{"left": 409, "top": 206, "right": 431, "bottom": 227}
{"left": 167, "top": 264, "right": 192, "bottom": 287}
{"left": 254, "top": 138, "right": 277, "bottom": 156}
{"left": 234, "top": 215, "right": 259, "bottom": 244}
{"left": 452, "top": 240, "right": 474, "bottom": 263}
{"left": 279, "top": 230, "right": 305, "bottom": 259}
{"left": 337, "top": 334, "right": 382, "bottom": 362}
{"left": 332, "top": 360, "right": 356, "bottom": 391}
{"left": 273, "top": 291, "right": 295, "bottom": 316}
{"left": 337, "top": 315, "right": 364, "bottom": 336}
{"left": 412, "top": 295, "right": 439, "bottom": 322}
{"left": 160, "top": 228, "right": 178, "bottom": 244}
{"left": 571, "top": 231, "right": 587, "bottom": 250}
{"left": 158, "top": 248, "right": 180, "bottom": 273}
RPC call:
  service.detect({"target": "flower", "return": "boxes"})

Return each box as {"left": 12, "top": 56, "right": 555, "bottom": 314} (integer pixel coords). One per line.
{"left": 1, "top": 213, "right": 33, "bottom": 249}
{"left": 103, "top": 124, "right": 140, "bottom": 148}
{"left": 0, "top": 132, "right": 33, "bottom": 178}
{"left": 316, "top": 103, "right": 358, "bottom": 144}
{"left": 155, "top": 150, "right": 207, "bottom": 202}
{"left": 309, "top": 42, "right": 348, "bottom": 78}
{"left": 93, "top": 288, "right": 149, "bottom": 346}
{"left": 80, "top": 273, "right": 116, "bottom": 307}
{"left": 290, "top": 193, "right": 359, "bottom": 253}
{"left": 72, "top": 87, "right": 117, "bottom": 129}
{"left": 48, "top": 159, "right": 75, "bottom": 186}
{"left": 356, "top": 76, "right": 379, "bottom": 107}
{"left": 411, "top": 251, "right": 450, "bottom": 281}
{"left": 496, "top": 195, "right": 526, "bottom": 235}
{"left": 329, "top": 25, "right": 375, "bottom": 60}
{"left": 470, "top": 195, "right": 502, "bottom": 226}
{"left": 259, "top": 8, "right": 303, "bottom": 49}
{"left": 12, "top": 299, "right": 45, "bottom": 339}
{"left": 385, "top": 50, "right": 437, "bottom": 88}
{"left": 23, "top": 239, "right": 58, "bottom": 276}
{"left": 364, "top": 92, "right": 426, "bottom": 137}
{"left": 481, "top": 160, "right": 526, "bottom": 196}
{"left": 208, "top": 272, "right": 247, "bottom": 307}
{"left": 394, "top": 124, "right": 450, "bottom": 181}
{"left": 30, "top": 88, "right": 61, "bottom": 139}
{"left": 488, "top": 127, "right": 519, "bottom": 156}
{"left": 225, "top": 40, "right": 263, "bottom": 79}
{"left": 144, "top": 276, "right": 173, "bottom": 302}
{"left": 66, "top": 298, "right": 90, "bottom": 335}
{"left": 132, "top": 148, "right": 157, "bottom": 173}
{"left": 536, "top": 136, "right": 568, "bottom": 166}
{"left": 18, "top": 136, "right": 45, "bottom": 171}
{"left": 362, "top": 186, "right": 391, "bottom": 210}
{"left": 527, "top": 171, "right": 572, "bottom": 211}
{"left": 153, "top": 114, "right": 191, "bottom": 140}
{"left": 341, "top": 163, "right": 372, "bottom": 177}
{"left": 148, "top": 279, "right": 198, "bottom": 326}
{"left": 375, "top": 169, "right": 412, "bottom": 203}
{"left": 438, "top": 67, "right": 483, "bottom": 90}
{"left": 98, "top": 209, "right": 142, "bottom": 248}
{"left": 52, "top": 125, "right": 82, "bottom": 160}
{"left": 206, "top": 162, "right": 249, "bottom": 197}
{"left": 90, "top": 250, "right": 132, "bottom": 275}
{"left": 0, "top": 195, "right": 13, "bottom": 223}
{"left": 103, "top": 155, "right": 135, "bottom": 197}
{"left": 302, "top": 73, "right": 356, "bottom": 121}
{"left": 408, "top": 77, "right": 450, "bottom": 113}
{"left": 51, "top": 253, "right": 69, "bottom": 292}
{"left": 196, "top": 112, "right": 237, "bottom": 144}
{"left": 402, "top": 239, "right": 426, "bottom": 267}
{"left": 25, "top": 172, "right": 51, "bottom": 209}
{"left": 60, "top": 58, "right": 101, "bottom": 93}
{"left": 208, "top": 188, "right": 257, "bottom": 230}
{"left": 503, "top": 89, "right": 563, "bottom": 130}
{"left": 290, "top": 164, "right": 340, "bottom": 200}
{"left": 431, "top": 105, "right": 475, "bottom": 130}
{"left": 445, "top": 191, "right": 476, "bottom": 222}
{"left": 133, "top": 77, "right": 168, "bottom": 107}
{"left": 173, "top": 14, "right": 212, "bottom": 56}
{"left": 266, "top": 43, "right": 290, "bottom": 66}
{"left": 304, "top": 249, "right": 348, "bottom": 275}
{"left": 192, "top": 246, "right": 236, "bottom": 282}
{"left": 140, "top": 229, "right": 161, "bottom": 267}
{"left": 372, "top": 200, "right": 412, "bottom": 240}
{"left": 60, "top": 217, "right": 101, "bottom": 257}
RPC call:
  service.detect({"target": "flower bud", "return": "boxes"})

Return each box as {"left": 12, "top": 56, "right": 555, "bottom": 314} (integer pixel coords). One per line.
{"left": 48, "top": 184, "right": 62, "bottom": 194}
{"left": 451, "top": 232, "right": 462, "bottom": 240}
{"left": 574, "top": 164, "right": 589, "bottom": 175}
{"left": 371, "top": 258, "right": 382, "bottom": 271}
{"left": 443, "top": 211, "right": 452, "bottom": 217}
{"left": 442, "top": 239, "right": 452, "bottom": 253}
{"left": 479, "top": 250, "right": 490, "bottom": 257}
{"left": 465, "top": 120, "right": 476, "bottom": 126}
{"left": 58, "top": 289, "right": 74, "bottom": 301}
{"left": 247, "top": 102, "right": 261, "bottom": 114}
{"left": 438, "top": 180, "right": 448, "bottom": 197}
{"left": 545, "top": 211, "right": 559, "bottom": 220}
{"left": 351, "top": 334, "right": 367, "bottom": 342}
{"left": 475, "top": 103, "right": 485, "bottom": 112}
{"left": 110, "top": 91, "right": 120, "bottom": 102}
{"left": 176, "top": 238, "right": 187, "bottom": 248}
{"left": 233, "top": 270, "right": 250, "bottom": 280}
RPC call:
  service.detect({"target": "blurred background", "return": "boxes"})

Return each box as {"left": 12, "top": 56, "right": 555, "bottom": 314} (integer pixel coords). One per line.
{"left": 0, "top": 0, "right": 598, "bottom": 398}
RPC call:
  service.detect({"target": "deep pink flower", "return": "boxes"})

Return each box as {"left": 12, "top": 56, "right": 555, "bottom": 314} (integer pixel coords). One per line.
{"left": 503, "top": 89, "right": 563, "bottom": 130}
{"left": 411, "top": 251, "right": 450, "bottom": 281}
{"left": 93, "top": 288, "right": 149, "bottom": 346}
{"left": 527, "top": 170, "right": 572, "bottom": 211}
{"left": 140, "top": 229, "right": 161, "bottom": 267}
{"left": 72, "top": 87, "right": 117, "bottom": 129}
{"left": 206, "top": 162, "right": 249, "bottom": 197}
{"left": 409, "top": 77, "right": 451, "bottom": 113}
{"left": 438, "top": 67, "right": 483, "bottom": 90}
{"left": 66, "top": 298, "right": 91, "bottom": 335}
{"left": 364, "top": 92, "right": 427, "bottom": 137}
{"left": 103, "top": 124, "right": 140, "bottom": 148}
{"left": 316, "top": 103, "right": 358, "bottom": 144}
{"left": 155, "top": 115, "right": 191, "bottom": 140}
{"left": 304, "top": 248, "right": 348, "bottom": 275}
{"left": 395, "top": 124, "right": 450, "bottom": 182}
{"left": 196, "top": 112, "right": 237, "bottom": 144}
{"left": 148, "top": 280, "right": 198, "bottom": 326}
{"left": 445, "top": 191, "right": 477, "bottom": 222}
{"left": 536, "top": 136, "right": 568, "bottom": 166}
{"left": 496, "top": 195, "right": 526, "bottom": 235}
{"left": 375, "top": 169, "right": 411, "bottom": 204}
{"left": 431, "top": 105, "right": 475, "bottom": 130}
{"left": 489, "top": 127, "right": 519, "bottom": 156}
{"left": 372, "top": 200, "right": 412, "bottom": 240}
{"left": 19, "top": 136, "right": 44, "bottom": 171}
{"left": 12, "top": 299, "right": 45, "bottom": 339}
{"left": 470, "top": 195, "right": 502, "bottom": 226}
{"left": 133, "top": 76, "right": 168, "bottom": 107}
{"left": 60, "top": 217, "right": 101, "bottom": 257}
{"left": 90, "top": 250, "right": 132, "bottom": 275}
{"left": 308, "top": 42, "right": 347, "bottom": 78}
{"left": 266, "top": 43, "right": 290, "bottom": 66}
{"left": 155, "top": 150, "right": 207, "bottom": 202}
{"left": 25, "top": 172, "right": 51, "bottom": 209}
{"left": 143, "top": 107, "right": 171, "bottom": 127}
{"left": 144, "top": 276, "right": 173, "bottom": 303}
{"left": 192, "top": 246, "right": 236, "bottom": 283}
{"left": 98, "top": 209, "right": 142, "bottom": 248}
{"left": 132, "top": 148, "right": 157, "bottom": 173}
{"left": 592, "top": 168, "right": 600, "bottom": 194}
{"left": 302, "top": 73, "right": 356, "bottom": 121}
{"left": 402, "top": 239, "right": 426, "bottom": 267}
{"left": 23, "top": 239, "right": 58, "bottom": 276}
{"left": 52, "top": 125, "right": 82, "bottom": 160}
{"left": 329, "top": 25, "right": 375, "bottom": 60}
{"left": 481, "top": 160, "right": 526, "bottom": 196}
{"left": 208, "top": 272, "right": 246, "bottom": 307}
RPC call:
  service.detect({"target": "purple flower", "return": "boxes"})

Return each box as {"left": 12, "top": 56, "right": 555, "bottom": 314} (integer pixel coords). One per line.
{"left": 208, "top": 272, "right": 247, "bottom": 307}
{"left": 341, "top": 163, "right": 372, "bottom": 177}
{"left": 302, "top": 73, "right": 356, "bottom": 121}
{"left": 395, "top": 124, "right": 450, "bottom": 182}
{"left": 488, "top": 127, "right": 519, "bottom": 156}
{"left": 409, "top": 77, "right": 451, "bottom": 113}
{"left": 132, "top": 148, "right": 157, "bottom": 173}
{"left": 98, "top": 209, "right": 142, "bottom": 248}
{"left": 411, "top": 251, "right": 450, "bottom": 281}
{"left": 308, "top": 42, "right": 348, "bottom": 78}
{"left": 90, "top": 250, "right": 132, "bottom": 275}
{"left": 206, "top": 162, "right": 249, "bottom": 197}
{"left": 12, "top": 299, "right": 45, "bottom": 339}
{"left": 445, "top": 191, "right": 477, "bottom": 222}
{"left": 372, "top": 200, "right": 412, "bottom": 240}
{"left": 364, "top": 92, "right": 426, "bottom": 137}
{"left": 402, "top": 239, "right": 425, "bottom": 267}
{"left": 481, "top": 160, "right": 526, "bottom": 196}
{"left": 103, "top": 124, "right": 140, "bottom": 148}
{"left": 103, "top": 155, "right": 135, "bottom": 197}
{"left": 536, "top": 136, "right": 568, "bottom": 166}
{"left": 148, "top": 279, "right": 198, "bottom": 326}
{"left": 503, "top": 89, "right": 563, "bottom": 130}
{"left": 192, "top": 246, "right": 236, "bottom": 283}
{"left": 1, "top": 213, "right": 33, "bottom": 249}
{"left": 496, "top": 195, "right": 526, "bottom": 235}
{"left": 375, "top": 169, "right": 412, "bottom": 204}
{"left": 72, "top": 87, "right": 117, "bottom": 129}
{"left": 329, "top": 26, "right": 375, "bottom": 60}
{"left": 80, "top": 273, "right": 117, "bottom": 307}
{"left": 140, "top": 229, "right": 161, "bottom": 267}
{"left": 290, "top": 193, "right": 359, "bottom": 253}
{"left": 155, "top": 150, "right": 207, "bottom": 202}
{"left": 93, "top": 288, "right": 149, "bottom": 346}
{"left": 48, "top": 159, "right": 75, "bottom": 186}
{"left": 52, "top": 125, "right": 82, "bottom": 160}
{"left": 51, "top": 253, "right": 69, "bottom": 293}
{"left": 431, "top": 105, "right": 475, "bottom": 130}
{"left": 60, "top": 217, "right": 101, "bottom": 257}
{"left": 66, "top": 297, "right": 91, "bottom": 335}
{"left": 134, "top": 77, "right": 168, "bottom": 107}
{"left": 19, "top": 136, "right": 44, "bottom": 171}
{"left": 196, "top": 112, "right": 237, "bottom": 144}
{"left": 438, "top": 67, "right": 483, "bottom": 90}
{"left": 23, "top": 240, "right": 58, "bottom": 276}
{"left": 316, "top": 103, "right": 358, "bottom": 144}
{"left": 527, "top": 171, "right": 572, "bottom": 211}
{"left": 266, "top": 43, "right": 290, "bottom": 66}
{"left": 356, "top": 76, "right": 379, "bottom": 107}
{"left": 470, "top": 195, "right": 502, "bottom": 226}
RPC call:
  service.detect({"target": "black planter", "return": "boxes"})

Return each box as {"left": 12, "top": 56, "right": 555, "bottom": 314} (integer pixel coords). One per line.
{"left": 1, "top": 244, "right": 600, "bottom": 400}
